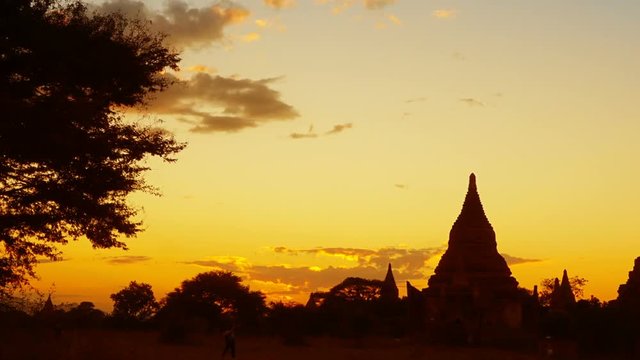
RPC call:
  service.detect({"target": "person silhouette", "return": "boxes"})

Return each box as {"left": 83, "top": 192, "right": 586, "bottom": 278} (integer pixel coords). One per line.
{"left": 221, "top": 326, "right": 236, "bottom": 359}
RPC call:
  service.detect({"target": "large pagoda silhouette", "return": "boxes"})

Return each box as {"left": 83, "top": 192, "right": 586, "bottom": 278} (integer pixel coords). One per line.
{"left": 420, "top": 173, "right": 526, "bottom": 341}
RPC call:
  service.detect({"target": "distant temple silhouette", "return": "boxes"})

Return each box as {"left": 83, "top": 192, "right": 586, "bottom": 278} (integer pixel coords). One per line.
{"left": 408, "top": 173, "right": 532, "bottom": 340}
{"left": 550, "top": 269, "right": 576, "bottom": 311}
{"left": 381, "top": 263, "right": 399, "bottom": 302}
{"left": 617, "top": 256, "right": 640, "bottom": 309}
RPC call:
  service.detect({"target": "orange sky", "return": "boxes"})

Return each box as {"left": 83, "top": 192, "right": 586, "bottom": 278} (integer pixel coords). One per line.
{"left": 32, "top": 0, "right": 640, "bottom": 310}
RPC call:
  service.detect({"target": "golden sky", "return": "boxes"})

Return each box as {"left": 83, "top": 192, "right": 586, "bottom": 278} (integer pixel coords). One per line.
{"left": 35, "top": 0, "right": 640, "bottom": 310}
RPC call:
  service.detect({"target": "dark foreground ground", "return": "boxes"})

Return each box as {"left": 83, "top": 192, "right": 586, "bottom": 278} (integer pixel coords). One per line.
{"left": 0, "top": 329, "right": 630, "bottom": 360}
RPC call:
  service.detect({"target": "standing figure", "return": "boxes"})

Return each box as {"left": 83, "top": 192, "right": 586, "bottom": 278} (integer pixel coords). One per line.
{"left": 221, "top": 327, "right": 236, "bottom": 359}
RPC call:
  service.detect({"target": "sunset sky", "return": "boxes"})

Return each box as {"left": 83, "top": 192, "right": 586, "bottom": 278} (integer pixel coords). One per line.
{"left": 34, "top": 0, "right": 640, "bottom": 310}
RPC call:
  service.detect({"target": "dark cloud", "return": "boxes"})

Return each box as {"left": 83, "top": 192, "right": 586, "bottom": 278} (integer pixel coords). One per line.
{"left": 289, "top": 132, "right": 318, "bottom": 139}
{"left": 105, "top": 255, "right": 152, "bottom": 265}
{"left": 97, "top": 0, "right": 249, "bottom": 48}
{"left": 37, "top": 258, "right": 69, "bottom": 264}
{"left": 290, "top": 124, "right": 317, "bottom": 139}
{"left": 147, "top": 73, "right": 299, "bottom": 133}
{"left": 459, "top": 98, "right": 484, "bottom": 107}
{"left": 186, "top": 258, "right": 383, "bottom": 292}
{"left": 500, "top": 254, "right": 543, "bottom": 266}
{"left": 186, "top": 247, "right": 540, "bottom": 299}
{"left": 185, "top": 246, "right": 444, "bottom": 297}
{"left": 272, "top": 246, "right": 444, "bottom": 279}
{"left": 325, "top": 123, "right": 352, "bottom": 135}
{"left": 289, "top": 123, "right": 352, "bottom": 139}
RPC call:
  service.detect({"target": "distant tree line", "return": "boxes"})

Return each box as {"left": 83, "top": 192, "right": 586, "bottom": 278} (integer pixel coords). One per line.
{"left": 1, "top": 269, "right": 640, "bottom": 357}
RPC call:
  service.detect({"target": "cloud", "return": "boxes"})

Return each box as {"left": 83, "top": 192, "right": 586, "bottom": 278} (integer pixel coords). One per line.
{"left": 405, "top": 97, "right": 427, "bottom": 103}
{"left": 290, "top": 125, "right": 318, "bottom": 139}
{"left": 185, "top": 247, "right": 540, "bottom": 301}
{"left": 241, "top": 32, "right": 261, "bottom": 42}
{"left": 289, "top": 123, "right": 352, "bottom": 139}
{"left": 37, "top": 258, "right": 69, "bottom": 264}
{"left": 500, "top": 254, "right": 543, "bottom": 266}
{"left": 185, "top": 246, "right": 442, "bottom": 297}
{"left": 187, "top": 65, "right": 216, "bottom": 73}
{"left": 317, "top": 0, "right": 397, "bottom": 14}
{"left": 364, "top": 0, "right": 396, "bottom": 10}
{"left": 394, "top": 184, "right": 407, "bottom": 189}
{"left": 459, "top": 98, "right": 485, "bottom": 107}
{"left": 264, "top": 0, "right": 296, "bottom": 9}
{"left": 452, "top": 52, "right": 466, "bottom": 61}
{"left": 386, "top": 14, "right": 402, "bottom": 25}
{"left": 147, "top": 73, "right": 299, "bottom": 133}
{"left": 105, "top": 255, "right": 152, "bottom": 265}
{"left": 97, "top": 0, "right": 249, "bottom": 48}
{"left": 325, "top": 123, "right": 353, "bottom": 135}
{"left": 433, "top": 9, "right": 457, "bottom": 19}
{"left": 272, "top": 246, "right": 444, "bottom": 279}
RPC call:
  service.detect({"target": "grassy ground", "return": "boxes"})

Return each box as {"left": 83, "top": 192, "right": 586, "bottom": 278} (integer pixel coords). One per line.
{"left": 0, "top": 329, "right": 546, "bottom": 360}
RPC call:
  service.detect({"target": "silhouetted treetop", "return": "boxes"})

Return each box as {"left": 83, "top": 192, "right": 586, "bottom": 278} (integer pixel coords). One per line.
{"left": 159, "top": 271, "right": 266, "bottom": 328}
{"left": 328, "top": 277, "right": 384, "bottom": 302}
{"left": 110, "top": 281, "right": 158, "bottom": 322}
{"left": 0, "top": 0, "right": 184, "bottom": 289}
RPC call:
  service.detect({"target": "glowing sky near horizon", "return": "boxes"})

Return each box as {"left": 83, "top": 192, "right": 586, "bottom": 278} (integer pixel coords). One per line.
{"left": 33, "top": 0, "right": 640, "bottom": 310}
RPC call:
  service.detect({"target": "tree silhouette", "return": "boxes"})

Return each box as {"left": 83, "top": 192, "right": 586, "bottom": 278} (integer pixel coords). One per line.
{"left": 0, "top": 0, "right": 184, "bottom": 289}
{"left": 110, "top": 281, "right": 158, "bottom": 323}
{"left": 158, "top": 271, "right": 266, "bottom": 330}
{"left": 539, "top": 276, "right": 588, "bottom": 306}
{"left": 327, "top": 277, "right": 384, "bottom": 303}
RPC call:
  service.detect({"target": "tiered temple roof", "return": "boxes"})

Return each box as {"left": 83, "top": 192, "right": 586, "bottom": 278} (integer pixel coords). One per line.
{"left": 426, "top": 173, "right": 519, "bottom": 299}
{"left": 617, "top": 257, "right": 640, "bottom": 308}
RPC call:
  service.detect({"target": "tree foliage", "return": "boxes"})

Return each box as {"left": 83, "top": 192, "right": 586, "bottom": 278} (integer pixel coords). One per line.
{"left": 110, "top": 281, "right": 158, "bottom": 322}
{"left": 327, "top": 277, "right": 384, "bottom": 303}
{"left": 539, "top": 276, "right": 588, "bottom": 306}
{"left": 158, "top": 271, "right": 266, "bottom": 329}
{"left": 0, "top": 0, "right": 184, "bottom": 289}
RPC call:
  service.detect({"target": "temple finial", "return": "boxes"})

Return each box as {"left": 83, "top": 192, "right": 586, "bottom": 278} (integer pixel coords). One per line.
{"left": 469, "top": 173, "right": 477, "bottom": 191}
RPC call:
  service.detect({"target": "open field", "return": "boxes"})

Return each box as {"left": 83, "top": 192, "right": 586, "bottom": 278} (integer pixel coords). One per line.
{"left": 0, "top": 329, "right": 547, "bottom": 360}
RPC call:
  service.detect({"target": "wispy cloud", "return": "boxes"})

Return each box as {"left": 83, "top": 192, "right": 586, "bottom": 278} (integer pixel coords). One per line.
{"left": 264, "top": 0, "right": 296, "bottom": 9}
{"left": 317, "top": 0, "right": 397, "bottom": 14}
{"left": 405, "top": 97, "right": 427, "bottom": 104}
{"left": 433, "top": 9, "right": 457, "bottom": 19}
{"left": 289, "top": 123, "right": 353, "bottom": 139}
{"left": 105, "top": 255, "right": 152, "bottom": 265}
{"left": 240, "top": 32, "right": 261, "bottom": 42}
{"left": 325, "top": 123, "right": 353, "bottom": 135}
{"left": 364, "top": 0, "right": 397, "bottom": 10}
{"left": 186, "top": 65, "right": 216, "bottom": 74}
{"left": 459, "top": 98, "right": 485, "bottom": 107}
{"left": 97, "top": 0, "right": 249, "bottom": 48}
{"left": 147, "top": 73, "right": 299, "bottom": 133}
{"left": 501, "top": 254, "right": 543, "bottom": 266}
{"left": 386, "top": 14, "right": 402, "bottom": 25}
{"left": 37, "top": 258, "right": 69, "bottom": 264}
{"left": 452, "top": 52, "right": 466, "bottom": 61}
{"left": 394, "top": 184, "right": 407, "bottom": 190}
{"left": 290, "top": 125, "right": 318, "bottom": 139}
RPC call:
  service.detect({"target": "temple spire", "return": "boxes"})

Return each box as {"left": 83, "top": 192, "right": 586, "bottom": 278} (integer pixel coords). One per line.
{"left": 381, "top": 263, "right": 399, "bottom": 301}
{"left": 449, "top": 173, "right": 493, "bottom": 247}
{"left": 469, "top": 173, "right": 477, "bottom": 191}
